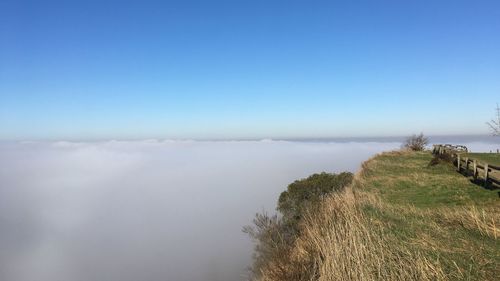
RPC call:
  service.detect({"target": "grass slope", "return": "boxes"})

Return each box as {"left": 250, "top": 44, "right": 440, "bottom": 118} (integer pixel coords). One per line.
{"left": 358, "top": 151, "right": 499, "bottom": 280}
{"left": 251, "top": 151, "right": 499, "bottom": 281}
{"left": 464, "top": 153, "right": 500, "bottom": 166}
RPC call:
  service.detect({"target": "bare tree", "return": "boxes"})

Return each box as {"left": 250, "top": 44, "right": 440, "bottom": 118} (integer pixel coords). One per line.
{"left": 486, "top": 103, "right": 500, "bottom": 136}
{"left": 403, "top": 133, "right": 428, "bottom": 151}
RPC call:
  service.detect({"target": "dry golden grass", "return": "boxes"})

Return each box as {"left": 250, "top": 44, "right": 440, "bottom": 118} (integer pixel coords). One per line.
{"left": 440, "top": 206, "right": 499, "bottom": 240}
{"left": 290, "top": 187, "right": 448, "bottom": 281}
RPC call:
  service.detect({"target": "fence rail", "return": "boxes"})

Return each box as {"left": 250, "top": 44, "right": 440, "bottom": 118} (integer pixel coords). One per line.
{"left": 432, "top": 144, "right": 500, "bottom": 188}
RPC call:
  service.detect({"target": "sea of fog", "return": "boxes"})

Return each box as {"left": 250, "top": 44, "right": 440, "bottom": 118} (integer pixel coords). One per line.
{"left": 0, "top": 138, "right": 498, "bottom": 281}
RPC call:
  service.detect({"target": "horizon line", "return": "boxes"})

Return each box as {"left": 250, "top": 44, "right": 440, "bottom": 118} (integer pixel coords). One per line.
{"left": 1, "top": 134, "right": 497, "bottom": 143}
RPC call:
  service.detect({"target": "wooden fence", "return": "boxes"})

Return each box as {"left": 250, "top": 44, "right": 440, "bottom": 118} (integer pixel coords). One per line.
{"left": 432, "top": 144, "right": 500, "bottom": 187}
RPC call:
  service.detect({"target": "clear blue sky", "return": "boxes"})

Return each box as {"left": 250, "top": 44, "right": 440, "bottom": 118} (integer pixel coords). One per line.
{"left": 1, "top": 0, "right": 499, "bottom": 140}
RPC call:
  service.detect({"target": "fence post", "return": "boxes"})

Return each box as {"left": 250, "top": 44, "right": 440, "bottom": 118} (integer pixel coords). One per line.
{"left": 465, "top": 157, "right": 469, "bottom": 174}
{"left": 473, "top": 160, "right": 477, "bottom": 180}
{"left": 484, "top": 163, "right": 489, "bottom": 184}
{"left": 457, "top": 154, "right": 461, "bottom": 171}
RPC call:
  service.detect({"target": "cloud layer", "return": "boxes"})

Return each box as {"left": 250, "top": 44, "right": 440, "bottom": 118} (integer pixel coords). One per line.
{"left": 0, "top": 139, "right": 495, "bottom": 281}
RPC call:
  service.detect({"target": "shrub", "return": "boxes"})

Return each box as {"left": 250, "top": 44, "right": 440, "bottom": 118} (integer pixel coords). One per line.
{"left": 242, "top": 213, "right": 298, "bottom": 281}
{"left": 428, "top": 152, "right": 453, "bottom": 166}
{"left": 403, "top": 133, "right": 428, "bottom": 151}
{"left": 244, "top": 172, "right": 353, "bottom": 280}
{"left": 277, "top": 172, "right": 353, "bottom": 230}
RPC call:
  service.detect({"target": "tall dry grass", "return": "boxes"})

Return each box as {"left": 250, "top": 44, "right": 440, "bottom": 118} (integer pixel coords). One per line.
{"left": 288, "top": 188, "right": 447, "bottom": 281}
{"left": 440, "top": 206, "right": 499, "bottom": 240}
{"left": 255, "top": 187, "right": 449, "bottom": 281}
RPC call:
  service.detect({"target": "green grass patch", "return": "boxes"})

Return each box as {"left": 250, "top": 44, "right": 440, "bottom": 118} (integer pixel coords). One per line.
{"left": 362, "top": 151, "right": 497, "bottom": 207}
{"left": 358, "top": 151, "right": 500, "bottom": 280}
{"left": 464, "top": 152, "right": 500, "bottom": 166}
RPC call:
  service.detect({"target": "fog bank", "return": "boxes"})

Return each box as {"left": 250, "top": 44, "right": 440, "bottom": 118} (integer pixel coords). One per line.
{"left": 0, "top": 140, "right": 496, "bottom": 281}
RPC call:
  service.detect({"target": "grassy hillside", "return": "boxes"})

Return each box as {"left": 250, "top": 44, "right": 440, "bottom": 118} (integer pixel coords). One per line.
{"left": 248, "top": 150, "right": 499, "bottom": 281}
{"left": 358, "top": 151, "right": 499, "bottom": 280}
